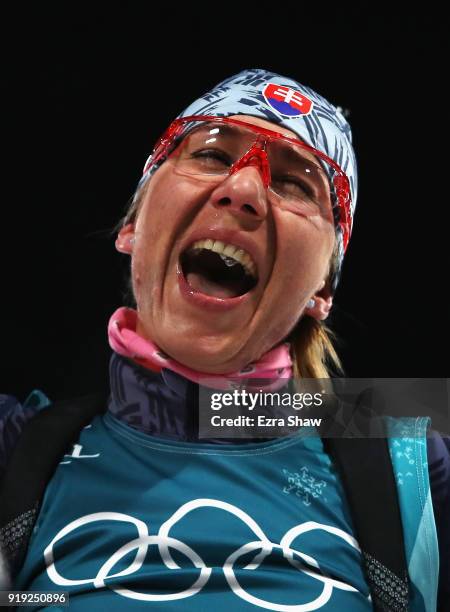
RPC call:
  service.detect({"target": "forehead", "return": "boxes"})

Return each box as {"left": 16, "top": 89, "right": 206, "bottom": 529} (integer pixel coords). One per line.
{"left": 228, "top": 114, "right": 300, "bottom": 140}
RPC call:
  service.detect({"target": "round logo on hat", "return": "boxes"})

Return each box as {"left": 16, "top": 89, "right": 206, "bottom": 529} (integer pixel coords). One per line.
{"left": 262, "top": 83, "right": 314, "bottom": 118}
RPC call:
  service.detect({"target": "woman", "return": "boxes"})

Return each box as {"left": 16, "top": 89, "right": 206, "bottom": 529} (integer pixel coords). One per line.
{"left": 1, "top": 68, "right": 448, "bottom": 610}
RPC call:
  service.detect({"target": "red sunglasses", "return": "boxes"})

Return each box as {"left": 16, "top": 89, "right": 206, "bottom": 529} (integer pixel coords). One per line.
{"left": 143, "top": 115, "right": 353, "bottom": 251}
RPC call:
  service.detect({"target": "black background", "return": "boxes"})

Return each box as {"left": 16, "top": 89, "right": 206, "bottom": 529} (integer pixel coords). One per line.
{"left": 1, "top": 6, "right": 446, "bottom": 401}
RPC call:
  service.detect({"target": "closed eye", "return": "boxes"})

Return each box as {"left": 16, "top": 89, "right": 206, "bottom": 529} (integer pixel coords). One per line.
{"left": 191, "top": 149, "right": 232, "bottom": 166}
{"left": 272, "top": 175, "right": 315, "bottom": 198}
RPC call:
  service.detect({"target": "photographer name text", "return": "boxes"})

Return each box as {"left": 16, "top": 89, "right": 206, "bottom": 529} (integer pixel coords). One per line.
{"left": 211, "top": 415, "right": 322, "bottom": 427}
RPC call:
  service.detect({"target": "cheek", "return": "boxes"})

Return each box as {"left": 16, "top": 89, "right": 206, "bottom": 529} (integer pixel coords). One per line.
{"left": 131, "top": 170, "right": 208, "bottom": 300}
{"left": 136, "top": 182, "right": 177, "bottom": 238}
{"left": 276, "top": 220, "right": 334, "bottom": 287}
{"left": 135, "top": 168, "right": 207, "bottom": 242}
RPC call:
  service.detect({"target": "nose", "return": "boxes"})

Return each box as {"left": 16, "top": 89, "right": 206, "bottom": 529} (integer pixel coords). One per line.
{"left": 210, "top": 165, "right": 269, "bottom": 221}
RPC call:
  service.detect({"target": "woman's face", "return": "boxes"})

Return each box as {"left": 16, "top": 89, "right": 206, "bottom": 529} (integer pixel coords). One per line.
{"left": 117, "top": 115, "right": 335, "bottom": 373}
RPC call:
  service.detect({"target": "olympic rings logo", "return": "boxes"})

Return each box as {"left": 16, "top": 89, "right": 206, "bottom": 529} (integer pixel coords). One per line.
{"left": 44, "top": 498, "right": 369, "bottom": 611}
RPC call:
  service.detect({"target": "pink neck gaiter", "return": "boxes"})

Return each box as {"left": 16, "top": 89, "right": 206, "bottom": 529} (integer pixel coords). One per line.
{"left": 108, "top": 307, "right": 293, "bottom": 391}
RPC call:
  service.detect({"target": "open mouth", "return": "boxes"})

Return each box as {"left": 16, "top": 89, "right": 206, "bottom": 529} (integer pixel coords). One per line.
{"left": 180, "top": 240, "right": 258, "bottom": 299}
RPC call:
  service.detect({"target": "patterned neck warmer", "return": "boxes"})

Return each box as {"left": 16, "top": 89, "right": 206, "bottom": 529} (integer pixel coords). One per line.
{"left": 107, "top": 351, "right": 203, "bottom": 441}
{"left": 106, "top": 307, "right": 293, "bottom": 442}
{"left": 108, "top": 307, "right": 292, "bottom": 390}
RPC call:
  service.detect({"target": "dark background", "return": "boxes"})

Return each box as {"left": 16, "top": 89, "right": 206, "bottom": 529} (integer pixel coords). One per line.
{"left": 1, "top": 6, "right": 445, "bottom": 401}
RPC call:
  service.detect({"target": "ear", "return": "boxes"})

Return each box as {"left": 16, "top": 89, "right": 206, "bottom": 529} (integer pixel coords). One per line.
{"left": 305, "top": 280, "right": 333, "bottom": 321}
{"left": 115, "top": 223, "right": 135, "bottom": 255}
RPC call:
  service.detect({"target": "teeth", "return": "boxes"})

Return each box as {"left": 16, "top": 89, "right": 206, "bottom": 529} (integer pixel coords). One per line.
{"left": 211, "top": 240, "right": 225, "bottom": 254}
{"left": 223, "top": 244, "right": 237, "bottom": 257}
{"left": 190, "top": 239, "right": 257, "bottom": 278}
{"left": 220, "top": 254, "right": 239, "bottom": 267}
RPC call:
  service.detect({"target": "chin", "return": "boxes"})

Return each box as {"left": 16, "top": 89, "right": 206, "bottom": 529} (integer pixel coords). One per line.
{"left": 160, "top": 333, "right": 252, "bottom": 375}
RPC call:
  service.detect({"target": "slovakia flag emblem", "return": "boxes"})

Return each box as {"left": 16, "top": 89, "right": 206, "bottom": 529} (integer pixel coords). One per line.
{"left": 262, "top": 83, "right": 313, "bottom": 118}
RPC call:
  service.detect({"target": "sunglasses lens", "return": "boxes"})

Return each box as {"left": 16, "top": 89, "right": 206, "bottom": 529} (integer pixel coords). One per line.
{"left": 170, "top": 122, "right": 254, "bottom": 175}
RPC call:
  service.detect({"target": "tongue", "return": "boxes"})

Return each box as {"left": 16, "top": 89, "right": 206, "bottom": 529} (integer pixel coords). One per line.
{"left": 186, "top": 272, "right": 241, "bottom": 298}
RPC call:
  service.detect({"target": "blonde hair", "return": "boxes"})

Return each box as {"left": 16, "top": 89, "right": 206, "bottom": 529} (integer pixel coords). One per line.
{"left": 287, "top": 241, "right": 343, "bottom": 379}
{"left": 118, "top": 180, "right": 344, "bottom": 380}
{"left": 289, "top": 316, "right": 343, "bottom": 379}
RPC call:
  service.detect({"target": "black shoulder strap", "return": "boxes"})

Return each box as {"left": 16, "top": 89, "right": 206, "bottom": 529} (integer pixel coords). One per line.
{"left": 321, "top": 391, "right": 410, "bottom": 611}
{"left": 0, "top": 393, "right": 107, "bottom": 576}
